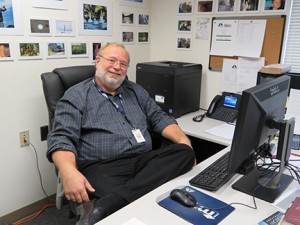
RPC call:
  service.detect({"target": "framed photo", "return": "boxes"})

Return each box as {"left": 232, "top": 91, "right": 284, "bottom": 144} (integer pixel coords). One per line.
{"left": 45, "top": 41, "right": 67, "bottom": 59}
{"left": 238, "top": 0, "right": 260, "bottom": 13}
{"left": 17, "top": 41, "right": 42, "bottom": 60}
{"left": 78, "top": 0, "right": 113, "bottom": 36}
{"left": 29, "top": 17, "right": 52, "bottom": 36}
{"left": 0, "top": 0, "right": 23, "bottom": 36}
{"left": 91, "top": 42, "right": 102, "bottom": 61}
{"left": 263, "top": 0, "right": 286, "bottom": 11}
{"left": 0, "top": 41, "right": 13, "bottom": 61}
{"left": 121, "top": 12, "right": 134, "bottom": 25}
{"left": 122, "top": 31, "right": 134, "bottom": 44}
{"left": 195, "top": 0, "right": 214, "bottom": 14}
{"left": 216, "top": 0, "right": 236, "bottom": 13}
{"left": 120, "top": 0, "right": 148, "bottom": 8}
{"left": 138, "top": 14, "right": 149, "bottom": 26}
{"left": 54, "top": 19, "right": 75, "bottom": 36}
{"left": 31, "top": 0, "right": 69, "bottom": 10}
{"left": 137, "top": 31, "right": 149, "bottom": 43}
{"left": 176, "top": 37, "right": 192, "bottom": 50}
{"left": 178, "top": 19, "right": 192, "bottom": 32}
{"left": 178, "top": 0, "right": 194, "bottom": 15}
{"left": 69, "top": 41, "right": 89, "bottom": 58}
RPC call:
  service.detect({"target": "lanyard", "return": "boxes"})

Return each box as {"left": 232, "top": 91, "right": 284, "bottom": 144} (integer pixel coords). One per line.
{"left": 92, "top": 79, "right": 134, "bottom": 128}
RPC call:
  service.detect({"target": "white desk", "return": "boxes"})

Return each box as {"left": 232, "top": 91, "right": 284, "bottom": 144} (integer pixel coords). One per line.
{"left": 96, "top": 147, "right": 298, "bottom": 225}
{"left": 95, "top": 110, "right": 298, "bottom": 225}
{"left": 176, "top": 110, "right": 232, "bottom": 147}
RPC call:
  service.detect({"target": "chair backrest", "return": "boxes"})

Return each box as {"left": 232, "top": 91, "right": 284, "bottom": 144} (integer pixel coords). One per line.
{"left": 41, "top": 65, "right": 95, "bottom": 130}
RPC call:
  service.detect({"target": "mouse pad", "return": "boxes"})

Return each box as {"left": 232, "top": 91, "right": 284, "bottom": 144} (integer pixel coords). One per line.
{"left": 157, "top": 186, "right": 235, "bottom": 225}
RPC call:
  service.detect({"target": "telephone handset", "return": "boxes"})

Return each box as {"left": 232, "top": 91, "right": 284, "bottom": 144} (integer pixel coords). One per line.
{"left": 207, "top": 95, "right": 222, "bottom": 117}
{"left": 192, "top": 95, "right": 222, "bottom": 122}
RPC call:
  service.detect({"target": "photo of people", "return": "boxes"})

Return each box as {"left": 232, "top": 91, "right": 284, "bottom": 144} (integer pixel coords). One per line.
{"left": 178, "top": 1, "right": 193, "bottom": 14}
{"left": 217, "top": 0, "right": 235, "bottom": 12}
{"left": 177, "top": 37, "right": 191, "bottom": 50}
{"left": 240, "top": 0, "right": 259, "bottom": 11}
{"left": 264, "top": 0, "right": 285, "bottom": 10}
{"left": 0, "top": 43, "right": 11, "bottom": 58}
{"left": 0, "top": 0, "right": 14, "bottom": 28}
{"left": 196, "top": 0, "right": 213, "bottom": 13}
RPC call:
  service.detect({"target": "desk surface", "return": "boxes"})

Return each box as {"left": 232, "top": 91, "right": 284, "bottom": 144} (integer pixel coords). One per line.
{"left": 176, "top": 110, "right": 232, "bottom": 147}
{"left": 96, "top": 147, "right": 299, "bottom": 225}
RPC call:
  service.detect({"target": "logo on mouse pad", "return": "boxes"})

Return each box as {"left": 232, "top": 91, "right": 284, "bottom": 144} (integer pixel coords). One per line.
{"left": 183, "top": 187, "right": 220, "bottom": 220}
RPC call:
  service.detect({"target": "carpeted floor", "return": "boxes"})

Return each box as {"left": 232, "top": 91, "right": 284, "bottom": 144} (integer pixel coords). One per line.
{"left": 15, "top": 204, "right": 78, "bottom": 225}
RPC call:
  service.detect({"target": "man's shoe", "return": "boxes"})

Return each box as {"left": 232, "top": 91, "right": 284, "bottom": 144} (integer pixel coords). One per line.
{"left": 76, "top": 193, "right": 128, "bottom": 225}
{"left": 76, "top": 199, "right": 97, "bottom": 225}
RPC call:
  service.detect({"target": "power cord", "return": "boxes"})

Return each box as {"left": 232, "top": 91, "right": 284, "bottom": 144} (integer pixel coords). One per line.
{"left": 29, "top": 142, "right": 56, "bottom": 203}
{"left": 13, "top": 203, "right": 56, "bottom": 225}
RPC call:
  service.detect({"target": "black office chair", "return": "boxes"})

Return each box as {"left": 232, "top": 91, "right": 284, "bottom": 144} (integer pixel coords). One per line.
{"left": 41, "top": 65, "right": 95, "bottom": 210}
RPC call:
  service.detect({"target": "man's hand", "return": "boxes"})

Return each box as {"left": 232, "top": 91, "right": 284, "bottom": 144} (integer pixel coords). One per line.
{"left": 52, "top": 150, "right": 95, "bottom": 203}
{"left": 61, "top": 167, "right": 95, "bottom": 203}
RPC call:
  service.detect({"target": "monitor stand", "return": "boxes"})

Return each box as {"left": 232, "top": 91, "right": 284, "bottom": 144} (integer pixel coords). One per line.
{"left": 232, "top": 168, "right": 293, "bottom": 203}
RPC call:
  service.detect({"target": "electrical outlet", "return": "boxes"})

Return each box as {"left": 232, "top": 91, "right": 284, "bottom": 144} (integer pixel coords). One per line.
{"left": 19, "top": 130, "right": 30, "bottom": 147}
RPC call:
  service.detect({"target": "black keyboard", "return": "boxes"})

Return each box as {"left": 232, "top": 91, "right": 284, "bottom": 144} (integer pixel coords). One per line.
{"left": 189, "top": 152, "right": 234, "bottom": 191}
{"left": 210, "top": 108, "right": 238, "bottom": 123}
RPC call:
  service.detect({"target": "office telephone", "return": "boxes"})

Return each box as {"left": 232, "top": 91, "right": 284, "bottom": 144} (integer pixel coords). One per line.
{"left": 193, "top": 92, "right": 241, "bottom": 123}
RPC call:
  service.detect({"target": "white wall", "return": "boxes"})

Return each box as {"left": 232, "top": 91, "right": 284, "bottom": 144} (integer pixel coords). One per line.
{"left": 0, "top": 0, "right": 292, "bottom": 217}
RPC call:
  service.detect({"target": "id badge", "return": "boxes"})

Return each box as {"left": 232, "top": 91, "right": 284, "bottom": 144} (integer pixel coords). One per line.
{"left": 132, "top": 129, "right": 146, "bottom": 143}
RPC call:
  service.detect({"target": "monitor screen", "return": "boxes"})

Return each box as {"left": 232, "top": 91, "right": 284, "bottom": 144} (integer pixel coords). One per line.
{"left": 227, "top": 75, "right": 295, "bottom": 203}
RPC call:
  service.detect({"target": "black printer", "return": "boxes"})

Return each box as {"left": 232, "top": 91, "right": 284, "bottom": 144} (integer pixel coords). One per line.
{"left": 136, "top": 61, "right": 202, "bottom": 118}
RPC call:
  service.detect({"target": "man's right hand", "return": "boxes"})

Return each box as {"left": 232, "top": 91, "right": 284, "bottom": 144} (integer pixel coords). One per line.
{"left": 52, "top": 150, "right": 95, "bottom": 203}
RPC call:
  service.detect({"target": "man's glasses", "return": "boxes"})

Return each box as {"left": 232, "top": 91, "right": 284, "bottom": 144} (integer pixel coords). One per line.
{"left": 99, "top": 55, "right": 129, "bottom": 69}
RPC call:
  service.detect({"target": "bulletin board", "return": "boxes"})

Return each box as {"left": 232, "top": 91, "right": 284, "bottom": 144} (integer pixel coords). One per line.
{"left": 209, "top": 15, "right": 286, "bottom": 71}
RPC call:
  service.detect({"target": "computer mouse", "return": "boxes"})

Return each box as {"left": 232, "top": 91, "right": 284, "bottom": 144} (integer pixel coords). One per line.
{"left": 169, "top": 189, "right": 197, "bottom": 207}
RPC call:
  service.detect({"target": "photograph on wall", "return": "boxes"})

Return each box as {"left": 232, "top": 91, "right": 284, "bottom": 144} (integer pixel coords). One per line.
{"left": 238, "top": 0, "right": 259, "bottom": 12}
{"left": 54, "top": 19, "right": 74, "bottom": 36}
{"left": 196, "top": 0, "right": 214, "bottom": 14}
{"left": 217, "top": 0, "right": 236, "bottom": 13}
{"left": 29, "top": 18, "right": 52, "bottom": 36}
{"left": 45, "top": 41, "right": 67, "bottom": 59}
{"left": 0, "top": 0, "right": 23, "bottom": 35}
{"left": 121, "top": 12, "right": 134, "bottom": 25}
{"left": 78, "top": 0, "right": 112, "bottom": 36}
{"left": 263, "top": 0, "right": 285, "bottom": 11}
{"left": 122, "top": 31, "right": 134, "bottom": 44}
{"left": 176, "top": 37, "right": 192, "bottom": 50}
{"left": 178, "top": 19, "right": 192, "bottom": 32}
{"left": 138, "top": 31, "right": 149, "bottom": 43}
{"left": 32, "top": 0, "right": 68, "bottom": 10}
{"left": 17, "top": 41, "right": 42, "bottom": 60}
{"left": 138, "top": 14, "right": 149, "bottom": 25}
{"left": 69, "top": 42, "right": 88, "bottom": 58}
{"left": 92, "top": 42, "right": 101, "bottom": 61}
{"left": 178, "top": 0, "right": 193, "bottom": 14}
{"left": 0, "top": 41, "right": 13, "bottom": 60}
{"left": 120, "top": 0, "right": 148, "bottom": 8}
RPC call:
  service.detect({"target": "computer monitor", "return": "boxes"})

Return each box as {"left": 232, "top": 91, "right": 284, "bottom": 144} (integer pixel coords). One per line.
{"left": 227, "top": 75, "right": 295, "bottom": 203}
